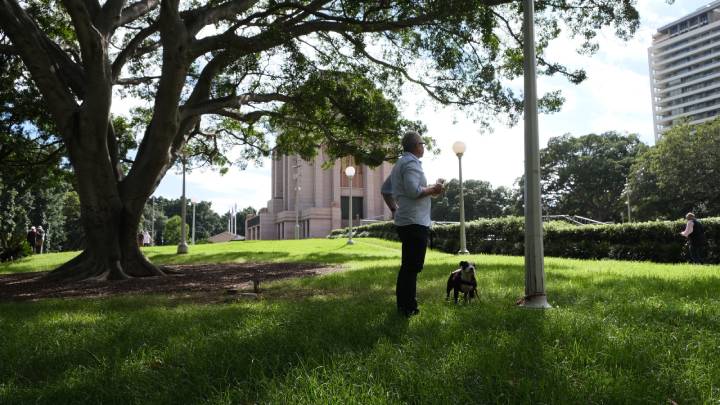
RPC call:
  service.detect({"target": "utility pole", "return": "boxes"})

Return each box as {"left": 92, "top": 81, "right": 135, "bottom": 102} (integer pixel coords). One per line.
{"left": 520, "top": 0, "right": 549, "bottom": 308}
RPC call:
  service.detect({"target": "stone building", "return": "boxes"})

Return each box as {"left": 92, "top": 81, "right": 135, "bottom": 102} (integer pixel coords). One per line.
{"left": 245, "top": 152, "right": 394, "bottom": 240}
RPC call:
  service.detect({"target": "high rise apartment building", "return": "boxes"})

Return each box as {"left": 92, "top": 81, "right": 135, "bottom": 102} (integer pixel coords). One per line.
{"left": 648, "top": 1, "right": 720, "bottom": 141}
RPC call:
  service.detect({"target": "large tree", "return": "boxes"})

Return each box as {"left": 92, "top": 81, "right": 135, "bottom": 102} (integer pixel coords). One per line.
{"left": 539, "top": 132, "right": 647, "bottom": 222}
{"left": 629, "top": 119, "right": 720, "bottom": 221}
{"left": 0, "top": 0, "right": 642, "bottom": 280}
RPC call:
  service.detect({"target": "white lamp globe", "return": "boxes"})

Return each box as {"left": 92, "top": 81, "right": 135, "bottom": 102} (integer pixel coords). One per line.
{"left": 345, "top": 166, "right": 356, "bottom": 177}
{"left": 452, "top": 141, "right": 466, "bottom": 156}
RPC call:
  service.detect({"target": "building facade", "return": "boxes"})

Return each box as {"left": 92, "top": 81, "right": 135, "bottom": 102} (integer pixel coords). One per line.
{"left": 648, "top": 1, "right": 720, "bottom": 141}
{"left": 245, "top": 152, "right": 394, "bottom": 240}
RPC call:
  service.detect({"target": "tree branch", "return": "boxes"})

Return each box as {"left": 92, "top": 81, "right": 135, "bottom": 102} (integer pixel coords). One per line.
{"left": 183, "top": 0, "right": 258, "bottom": 37}
{"left": 190, "top": 15, "right": 433, "bottom": 57}
{"left": 338, "top": 32, "right": 450, "bottom": 104}
{"left": 111, "top": 22, "right": 159, "bottom": 81}
{"left": 114, "top": 75, "right": 162, "bottom": 85}
{"left": 116, "top": 0, "right": 160, "bottom": 29}
{"left": 182, "top": 93, "right": 292, "bottom": 119}
{"left": 0, "top": 0, "right": 79, "bottom": 131}
{"left": 0, "top": 43, "right": 16, "bottom": 54}
{"left": 61, "top": 0, "right": 105, "bottom": 69}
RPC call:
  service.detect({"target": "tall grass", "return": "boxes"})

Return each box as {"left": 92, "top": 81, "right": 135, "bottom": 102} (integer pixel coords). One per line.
{"left": 1, "top": 239, "right": 719, "bottom": 404}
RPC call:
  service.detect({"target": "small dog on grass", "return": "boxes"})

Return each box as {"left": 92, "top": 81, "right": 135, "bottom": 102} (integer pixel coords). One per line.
{"left": 446, "top": 261, "right": 478, "bottom": 304}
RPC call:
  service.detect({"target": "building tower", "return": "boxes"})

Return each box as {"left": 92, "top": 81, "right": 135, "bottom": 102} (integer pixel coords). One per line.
{"left": 245, "top": 151, "right": 394, "bottom": 240}
{"left": 649, "top": 1, "right": 720, "bottom": 141}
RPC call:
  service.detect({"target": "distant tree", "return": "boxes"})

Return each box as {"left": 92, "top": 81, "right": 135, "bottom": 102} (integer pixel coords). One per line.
{"left": 539, "top": 132, "right": 647, "bottom": 222}
{"left": 629, "top": 119, "right": 720, "bottom": 220}
{"left": 163, "top": 215, "right": 188, "bottom": 246}
{"left": 0, "top": 50, "right": 71, "bottom": 257}
{"left": 432, "top": 179, "right": 511, "bottom": 221}
{"left": 60, "top": 191, "right": 85, "bottom": 251}
{"left": 28, "top": 184, "right": 71, "bottom": 252}
{"left": 189, "top": 201, "right": 224, "bottom": 241}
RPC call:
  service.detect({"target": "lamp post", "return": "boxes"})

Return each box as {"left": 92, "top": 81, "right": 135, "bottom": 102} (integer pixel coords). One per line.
{"left": 520, "top": 0, "right": 549, "bottom": 308}
{"left": 191, "top": 198, "right": 196, "bottom": 245}
{"left": 293, "top": 158, "right": 302, "bottom": 240}
{"left": 177, "top": 156, "right": 189, "bottom": 254}
{"left": 453, "top": 141, "right": 469, "bottom": 255}
{"left": 625, "top": 180, "right": 631, "bottom": 222}
{"left": 345, "top": 165, "right": 356, "bottom": 245}
{"left": 151, "top": 196, "right": 155, "bottom": 246}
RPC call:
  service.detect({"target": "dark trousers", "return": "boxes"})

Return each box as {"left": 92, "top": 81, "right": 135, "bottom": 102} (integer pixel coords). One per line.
{"left": 396, "top": 224, "right": 429, "bottom": 311}
{"left": 689, "top": 241, "right": 706, "bottom": 264}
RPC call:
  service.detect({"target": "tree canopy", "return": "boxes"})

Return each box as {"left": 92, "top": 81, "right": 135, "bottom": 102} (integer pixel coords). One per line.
{"left": 431, "top": 179, "right": 512, "bottom": 221}
{"left": 539, "top": 132, "right": 647, "bottom": 222}
{"left": 0, "top": 0, "right": 644, "bottom": 280}
{"left": 629, "top": 119, "right": 720, "bottom": 221}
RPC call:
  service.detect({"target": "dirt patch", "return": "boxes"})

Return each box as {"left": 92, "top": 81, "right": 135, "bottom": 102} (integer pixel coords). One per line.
{"left": 0, "top": 263, "right": 344, "bottom": 302}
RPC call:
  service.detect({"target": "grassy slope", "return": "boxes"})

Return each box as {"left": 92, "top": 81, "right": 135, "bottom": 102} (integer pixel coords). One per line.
{"left": 1, "top": 239, "right": 719, "bottom": 404}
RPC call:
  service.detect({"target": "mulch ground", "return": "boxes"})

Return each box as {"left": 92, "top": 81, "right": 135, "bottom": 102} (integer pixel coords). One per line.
{"left": 0, "top": 263, "right": 343, "bottom": 302}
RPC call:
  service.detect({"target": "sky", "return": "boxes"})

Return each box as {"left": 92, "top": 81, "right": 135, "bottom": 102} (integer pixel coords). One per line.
{"left": 146, "top": 0, "right": 713, "bottom": 215}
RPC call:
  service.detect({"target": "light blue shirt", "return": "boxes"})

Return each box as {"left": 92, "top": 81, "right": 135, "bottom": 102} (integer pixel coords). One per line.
{"left": 382, "top": 152, "right": 431, "bottom": 227}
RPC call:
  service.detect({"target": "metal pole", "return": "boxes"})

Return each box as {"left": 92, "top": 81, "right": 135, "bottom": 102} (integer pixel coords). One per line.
{"left": 626, "top": 183, "right": 631, "bottom": 222}
{"left": 192, "top": 200, "right": 196, "bottom": 244}
{"left": 521, "top": 0, "right": 549, "bottom": 308}
{"left": 458, "top": 154, "right": 469, "bottom": 254}
{"left": 294, "top": 158, "right": 301, "bottom": 240}
{"left": 151, "top": 197, "right": 155, "bottom": 246}
{"left": 295, "top": 186, "right": 301, "bottom": 239}
{"left": 177, "top": 158, "right": 189, "bottom": 254}
{"left": 348, "top": 176, "right": 354, "bottom": 245}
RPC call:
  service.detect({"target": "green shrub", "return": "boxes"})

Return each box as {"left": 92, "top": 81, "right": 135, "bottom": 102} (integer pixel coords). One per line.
{"left": 330, "top": 217, "right": 720, "bottom": 264}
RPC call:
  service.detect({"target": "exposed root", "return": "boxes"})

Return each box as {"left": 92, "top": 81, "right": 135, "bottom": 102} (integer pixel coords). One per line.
{"left": 44, "top": 251, "right": 131, "bottom": 282}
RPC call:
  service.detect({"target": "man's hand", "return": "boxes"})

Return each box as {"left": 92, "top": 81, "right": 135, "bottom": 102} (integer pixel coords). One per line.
{"left": 431, "top": 183, "right": 444, "bottom": 195}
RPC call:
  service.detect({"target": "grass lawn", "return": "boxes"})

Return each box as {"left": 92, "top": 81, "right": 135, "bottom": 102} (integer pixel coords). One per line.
{"left": 1, "top": 238, "right": 719, "bottom": 404}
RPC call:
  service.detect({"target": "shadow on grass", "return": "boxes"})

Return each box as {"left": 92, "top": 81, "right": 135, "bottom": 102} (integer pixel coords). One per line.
{"left": 2, "top": 255, "right": 719, "bottom": 403}
{"left": 1, "top": 288, "right": 589, "bottom": 404}
{"left": 147, "top": 250, "right": 290, "bottom": 265}
{"left": 298, "top": 252, "right": 396, "bottom": 264}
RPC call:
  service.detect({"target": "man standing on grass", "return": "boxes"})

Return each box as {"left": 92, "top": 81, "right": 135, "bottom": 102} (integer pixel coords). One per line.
{"left": 680, "top": 212, "right": 706, "bottom": 264}
{"left": 382, "top": 131, "right": 444, "bottom": 317}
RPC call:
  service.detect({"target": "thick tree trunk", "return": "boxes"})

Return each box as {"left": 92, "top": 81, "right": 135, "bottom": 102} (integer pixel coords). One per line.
{"left": 46, "top": 114, "right": 166, "bottom": 282}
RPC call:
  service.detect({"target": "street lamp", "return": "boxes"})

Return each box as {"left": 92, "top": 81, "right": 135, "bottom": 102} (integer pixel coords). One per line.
{"left": 345, "top": 165, "right": 356, "bottom": 245}
{"left": 191, "top": 198, "right": 196, "bottom": 245}
{"left": 453, "top": 141, "right": 469, "bottom": 255}
{"left": 177, "top": 155, "right": 189, "bottom": 254}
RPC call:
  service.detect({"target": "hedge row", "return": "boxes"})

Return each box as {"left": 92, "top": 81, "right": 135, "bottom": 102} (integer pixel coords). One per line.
{"left": 329, "top": 217, "right": 720, "bottom": 264}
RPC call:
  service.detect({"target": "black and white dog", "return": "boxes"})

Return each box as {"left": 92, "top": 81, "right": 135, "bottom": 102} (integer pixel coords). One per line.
{"left": 446, "top": 261, "right": 478, "bottom": 304}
